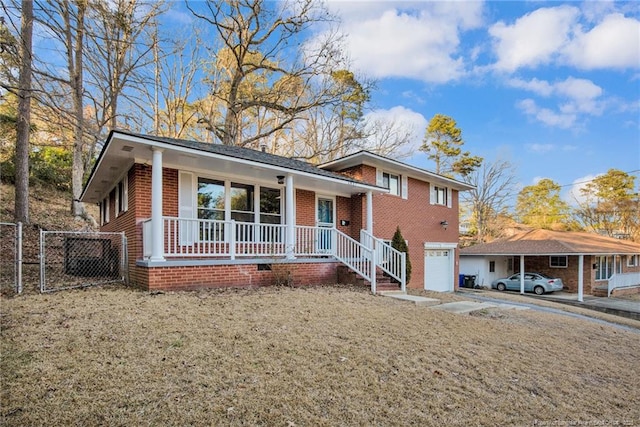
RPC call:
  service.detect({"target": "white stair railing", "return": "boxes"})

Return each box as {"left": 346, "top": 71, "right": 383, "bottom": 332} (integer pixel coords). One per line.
{"left": 333, "top": 229, "right": 376, "bottom": 293}
{"left": 361, "top": 229, "right": 407, "bottom": 292}
{"left": 608, "top": 272, "right": 640, "bottom": 297}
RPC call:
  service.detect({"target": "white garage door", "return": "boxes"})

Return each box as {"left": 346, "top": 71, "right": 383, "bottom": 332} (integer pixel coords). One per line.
{"left": 424, "top": 249, "right": 453, "bottom": 292}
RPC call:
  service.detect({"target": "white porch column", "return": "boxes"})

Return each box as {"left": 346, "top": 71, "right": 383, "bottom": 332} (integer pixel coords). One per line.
{"left": 578, "top": 255, "right": 584, "bottom": 302}
{"left": 519, "top": 255, "right": 525, "bottom": 295}
{"left": 285, "top": 174, "right": 295, "bottom": 259}
{"left": 150, "top": 148, "right": 165, "bottom": 261}
{"left": 366, "top": 190, "right": 373, "bottom": 235}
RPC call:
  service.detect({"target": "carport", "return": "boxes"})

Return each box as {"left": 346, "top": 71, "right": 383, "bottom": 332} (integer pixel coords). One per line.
{"left": 459, "top": 229, "right": 640, "bottom": 300}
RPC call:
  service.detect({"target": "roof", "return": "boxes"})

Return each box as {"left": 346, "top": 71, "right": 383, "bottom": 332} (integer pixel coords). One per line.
{"left": 81, "top": 130, "right": 386, "bottom": 203}
{"left": 124, "top": 131, "right": 369, "bottom": 184}
{"left": 319, "top": 150, "right": 475, "bottom": 192}
{"left": 460, "top": 229, "right": 640, "bottom": 256}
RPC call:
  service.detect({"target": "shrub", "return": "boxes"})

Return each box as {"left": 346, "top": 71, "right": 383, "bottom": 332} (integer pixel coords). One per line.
{"left": 391, "top": 226, "right": 411, "bottom": 283}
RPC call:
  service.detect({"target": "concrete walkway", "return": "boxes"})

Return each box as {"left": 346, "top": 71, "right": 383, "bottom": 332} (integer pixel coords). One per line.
{"left": 381, "top": 290, "right": 639, "bottom": 333}
{"left": 482, "top": 289, "right": 640, "bottom": 320}
{"left": 380, "top": 291, "right": 530, "bottom": 314}
{"left": 517, "top": 291, "right": 639, "bottom": 321}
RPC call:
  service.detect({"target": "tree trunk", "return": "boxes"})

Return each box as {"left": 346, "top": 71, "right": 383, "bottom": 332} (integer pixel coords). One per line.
{"left": 70, "top": 0, "right": 87, "bottom": 218}
{"left": 14, "top": 0, "right": 33, "bottom": 224}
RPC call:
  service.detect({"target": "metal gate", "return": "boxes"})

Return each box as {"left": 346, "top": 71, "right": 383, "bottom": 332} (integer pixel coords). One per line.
{"left": 0, "top": 222, "right": 23, "bottom": 295}
{"left": 40, "top": 231, "right": 126, "bottom": 293}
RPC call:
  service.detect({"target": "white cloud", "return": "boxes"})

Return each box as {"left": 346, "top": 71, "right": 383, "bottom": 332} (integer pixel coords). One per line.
{"left": 327, "top": 2, "right": 484, "bottom": 83}
{"left": 511, "top": 78, "right": 605, "bottom": 127}
{"left": 490, "top": 6, "right": 640, "bottom": 72}
{"left": 566, "top": 174, "right": 600, "bottom": 206}
{"left": 526, "top": 143, "right": 554, "bottom": 153}
{"left": 363, "top": 105, "right": 427, "bottom": 152}
{"left": 555, "top": 77, "right": 603, "bottom": 101}
{"left": 517, "top": 99, "right": 577, "bottom": 129}
{"left": 489, "top": 5, "right": 579, "bottom": 72}
{"left": 509, "top": 77, "right": 602, "bottom": 101}
{"left": 507, "top": 78, "right": 554, "bottom": 97}
{"left": 563, "top": 13, "right": 640, "bottom": 70}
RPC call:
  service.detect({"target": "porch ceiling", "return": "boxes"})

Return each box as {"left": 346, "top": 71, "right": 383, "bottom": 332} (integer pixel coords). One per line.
{"left": 81, "top": 131, "right": 386, "bottom": 204}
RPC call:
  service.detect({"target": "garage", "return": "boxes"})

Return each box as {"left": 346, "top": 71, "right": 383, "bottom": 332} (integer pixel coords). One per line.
{"left": 424, "top": 243, "right": 456, "bottom": 292}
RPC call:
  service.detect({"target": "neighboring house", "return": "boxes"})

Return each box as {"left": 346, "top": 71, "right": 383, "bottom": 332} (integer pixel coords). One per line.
{"left": 459, "top": 229, "right": 640, "bottom": 297}
{"left": 80, "top": 130, "right": 474, "bottom": 293}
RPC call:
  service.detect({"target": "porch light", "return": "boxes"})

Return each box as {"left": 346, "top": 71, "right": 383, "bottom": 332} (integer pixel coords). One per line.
{"left": 440, "top": 220, "right": 448, "bottom": 230}
{"left": 277, "top": 175, "right": 285, "bottom": 185}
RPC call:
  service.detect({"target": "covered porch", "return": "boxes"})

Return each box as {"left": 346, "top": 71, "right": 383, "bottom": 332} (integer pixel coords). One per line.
{"left": 140, "top": 217, "right": 407, "bottom": 293}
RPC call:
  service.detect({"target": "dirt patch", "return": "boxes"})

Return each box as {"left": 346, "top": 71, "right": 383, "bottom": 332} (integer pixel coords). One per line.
{"left": 2, "top": 285, "right": 639, "bottom": 426}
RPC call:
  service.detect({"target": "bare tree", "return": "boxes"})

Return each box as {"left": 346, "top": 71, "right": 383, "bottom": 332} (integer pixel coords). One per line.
{"left": 142, "top": 25, "right": 203, "bottom": 139}
{"left": 187, "top": 0, "right": 347, "bottom": 147}
{"left": 83, "top": 0, "right": 166, "bottom": 132}
{"left": 461, "top": 158, "right": 517, "bottom": 243}
{"left": 359, "top": 118, "right": 416, "bottom": 160}
{"left": 14, "top": 0, "right": 33, "bottom": 224}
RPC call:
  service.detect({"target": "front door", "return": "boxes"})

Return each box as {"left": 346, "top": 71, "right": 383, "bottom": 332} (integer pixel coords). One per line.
{"left": 317, "top": 197, "right": 334, "bottom": 252}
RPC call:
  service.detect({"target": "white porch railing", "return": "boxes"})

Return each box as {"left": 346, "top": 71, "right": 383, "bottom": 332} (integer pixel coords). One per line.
{"left": 146, "top": 217, "right": 289, "bottom": 258}
{"left": 361, "top": 229, "right": 407, "bottom": 292}
{"left": 142, "top": 217, "right": 388, "bottom": 292}
{"left": 608, "top": 272, "right": 640, "bottom": 297}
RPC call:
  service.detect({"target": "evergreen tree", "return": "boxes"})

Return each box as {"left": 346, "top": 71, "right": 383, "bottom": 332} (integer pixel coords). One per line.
{"left": 391, "top": 226, "right": 411, "bottom": 283}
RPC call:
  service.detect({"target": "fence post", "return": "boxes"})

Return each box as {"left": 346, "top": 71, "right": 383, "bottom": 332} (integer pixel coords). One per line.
{"left": 39, "top": 229, "right": 45, "bottom": 293}
{"left": 121, "top": 232, "right": 127, "bottom": 283}
{"left": 16, "top": 222, "right": 22, "bottom": 294}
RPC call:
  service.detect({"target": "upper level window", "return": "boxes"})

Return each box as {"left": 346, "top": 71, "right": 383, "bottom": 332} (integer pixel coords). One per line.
{"left": 434, "top": 186, "right": 447, "bottom": 205}
{"left": 549, "top": 255, "right": 567, "bottom": 268}
{"left": 382, "top": 172, "right": 400, "bottom": 196}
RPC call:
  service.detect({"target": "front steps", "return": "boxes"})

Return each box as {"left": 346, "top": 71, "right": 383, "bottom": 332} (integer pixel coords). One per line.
{"left": 337, "top": 264, "right": 401, "bottom": 293}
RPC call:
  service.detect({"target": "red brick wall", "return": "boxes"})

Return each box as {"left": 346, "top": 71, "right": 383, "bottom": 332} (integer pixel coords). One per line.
{"left": 106, "top": 162, "right": 465, "bottom": 292}
{"left": 296, "top": 189, "right": 316, "bottom": 226}
{"left": 516, "top": 255, "right": 609, "bottom": 295}
{"left": 137, "top": 261, "right": 340, "bottom": 291}
{"left": 336, "top": 196, "right": 352, "bottom": 236}
{"left": 341, "top": 165, "right": 461, "bottom": 290}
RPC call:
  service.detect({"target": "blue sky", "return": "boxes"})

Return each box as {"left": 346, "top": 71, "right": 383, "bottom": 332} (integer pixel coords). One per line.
{"left": 21, "top": 0, "right": 638, "bottom": 206}
{"left": 314, "top": 0, "right": 640, "bottom": 205}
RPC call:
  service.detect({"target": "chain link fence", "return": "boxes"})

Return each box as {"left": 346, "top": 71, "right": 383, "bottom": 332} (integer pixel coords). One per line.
{"left": 0, "top": 222, "right": 22, "bottom": 296}
{"left": 40, "top": 231, "right": 127, "bottom": 293}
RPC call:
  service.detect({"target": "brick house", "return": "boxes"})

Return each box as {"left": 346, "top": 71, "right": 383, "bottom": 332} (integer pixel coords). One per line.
{"left": 80, "top": 130, "right": 473, "bottom": 293}
{"left": 459, "top": 229, "right": 640, "bottom": 298}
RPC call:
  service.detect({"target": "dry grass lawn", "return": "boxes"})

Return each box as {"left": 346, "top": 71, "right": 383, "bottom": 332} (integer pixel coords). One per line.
{"left": 2, "top": 285, "right": 640, "bottom": 426}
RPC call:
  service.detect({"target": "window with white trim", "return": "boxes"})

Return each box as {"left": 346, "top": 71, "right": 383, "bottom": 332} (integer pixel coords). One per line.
{"left": 434, "top": 186, "right": 447, "bottom": 206}
{"left": 195, "top": 177, "right": 281, "bottom": 225}
{"left": 627, "top": 255, "right": 639, "bottom": 267}
{"left": 549, "top": 255, "right": 567, "bottom": 268}
{"left": 382, "top": 172, "right": 400, "bottom": 196}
